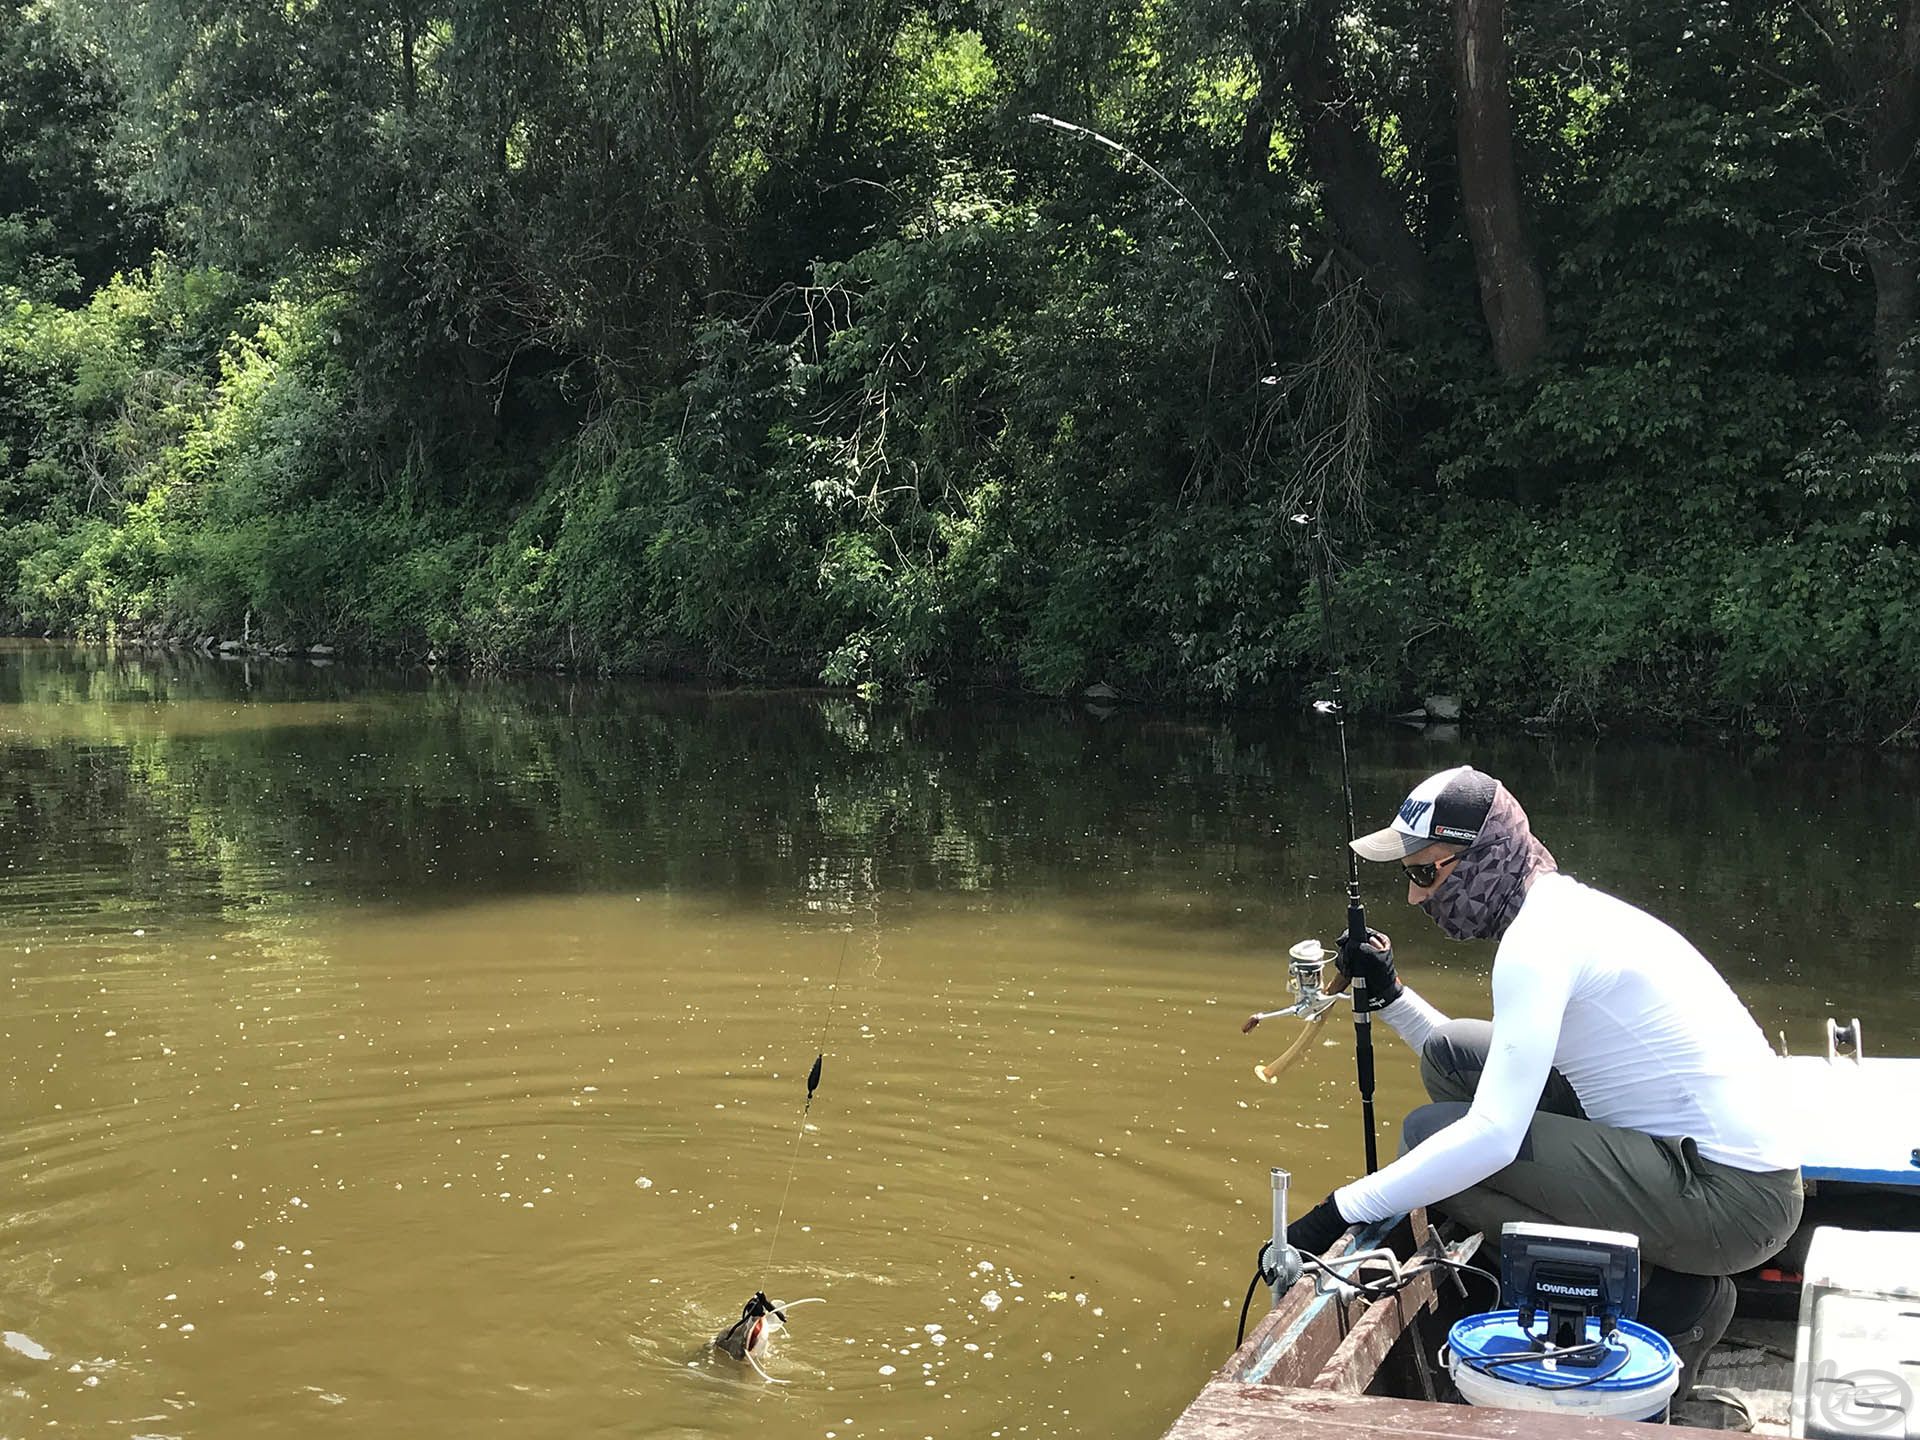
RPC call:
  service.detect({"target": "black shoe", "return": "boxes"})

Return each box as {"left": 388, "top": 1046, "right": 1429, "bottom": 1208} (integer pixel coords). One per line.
{"left": 1639, "top": 1269, "right": 1736, "bottom": 1403}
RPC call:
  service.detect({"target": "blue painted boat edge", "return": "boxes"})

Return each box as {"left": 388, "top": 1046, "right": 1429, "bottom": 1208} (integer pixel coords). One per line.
{"left": 1804, "top": 1164, "right": 1920, "bottom": 1187}
{"left": 1239, "top": 1215, "right": 1404, "bottom": 1386}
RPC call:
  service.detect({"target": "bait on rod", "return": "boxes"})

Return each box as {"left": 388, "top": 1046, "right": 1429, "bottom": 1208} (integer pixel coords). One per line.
{"left": 711, "top": 1290, "right": 827, "bottom": 1385}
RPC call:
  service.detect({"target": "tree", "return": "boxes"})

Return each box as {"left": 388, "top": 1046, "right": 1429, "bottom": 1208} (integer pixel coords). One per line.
{"left": 0, "top": 0, "right": 154, "bottom": 288}
{"left": 1807, "top": 0, "right": 1920, "bottom": 409}
{"left": 1242, "top": 0, "right": 1426, "bottom": 307}
{"left": 1454, "top": 0, "right": 1546, "bottom": 373}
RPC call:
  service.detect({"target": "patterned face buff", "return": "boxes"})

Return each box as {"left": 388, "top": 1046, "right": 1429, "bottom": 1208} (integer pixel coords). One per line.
{"left": 1415, "top": 782, "right": 1556, "bottom": 941}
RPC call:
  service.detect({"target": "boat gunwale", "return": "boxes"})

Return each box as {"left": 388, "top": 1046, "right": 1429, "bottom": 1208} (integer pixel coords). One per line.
{"left": 1167, "top": 1208, "right": 1733, "bottom": 1438}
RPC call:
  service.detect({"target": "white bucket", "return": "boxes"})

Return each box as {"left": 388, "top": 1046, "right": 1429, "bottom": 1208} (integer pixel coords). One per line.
{"left": 1446, "top": 1310, "right": 1679, "bottom": 1423}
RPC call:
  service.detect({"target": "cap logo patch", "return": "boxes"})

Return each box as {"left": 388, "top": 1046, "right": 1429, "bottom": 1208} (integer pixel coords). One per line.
{"left": 1398, "top": 798, "right": 1433, "bottom": 828}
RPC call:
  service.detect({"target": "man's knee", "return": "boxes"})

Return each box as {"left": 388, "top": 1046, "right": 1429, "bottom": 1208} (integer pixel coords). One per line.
{"left": 1419, "top": 1019, "right": 1494, "bottom": 1103}
{"left": 1402, "top": 1100, "right": 1471, "bottom": 1156}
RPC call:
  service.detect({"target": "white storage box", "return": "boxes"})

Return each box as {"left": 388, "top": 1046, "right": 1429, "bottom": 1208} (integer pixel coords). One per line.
{"left": 1792, "top": 1227, "right": 1920, "bottom": 1438}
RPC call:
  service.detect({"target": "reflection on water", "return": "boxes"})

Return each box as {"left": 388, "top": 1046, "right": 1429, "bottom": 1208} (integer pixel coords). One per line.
{"left": 2, "top": 638, "right": 1917, "bottom": 1438}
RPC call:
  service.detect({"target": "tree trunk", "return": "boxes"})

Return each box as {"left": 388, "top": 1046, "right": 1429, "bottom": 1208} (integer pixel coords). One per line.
{"left": 1254, "top": 0, "right": 1425, "bottom": 306}
{"left": 1238, "top": 90, "right": 1275, "bottom": 181}
{"left": 1870, "top": 247, "right": 1919, "bottom": 402}
{"left": 1454, "top": 0, "right": 1547, "bottom": 374}
{"left": 1864, "top": 0, "right": 1920, "bottom": 409}
{"left": 400, "top": 3, "right": 417, "bottom": 115}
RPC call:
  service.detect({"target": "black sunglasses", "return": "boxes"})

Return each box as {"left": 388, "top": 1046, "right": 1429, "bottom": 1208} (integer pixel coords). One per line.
{"left": 1401, "top": 852, "right": 1464, "bottom": 888}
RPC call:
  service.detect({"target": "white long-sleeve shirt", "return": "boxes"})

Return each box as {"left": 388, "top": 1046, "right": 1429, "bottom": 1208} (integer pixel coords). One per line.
{"left": 1335, "top": 873, "right": 1799, "bottom": 1225}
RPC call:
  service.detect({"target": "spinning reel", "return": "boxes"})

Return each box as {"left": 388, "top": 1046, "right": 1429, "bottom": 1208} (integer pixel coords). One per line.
{"left": 1241, "top": 940, "right": 1344, "bottom": 1083}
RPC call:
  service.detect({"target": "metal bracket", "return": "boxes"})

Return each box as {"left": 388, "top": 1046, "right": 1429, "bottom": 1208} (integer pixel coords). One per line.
{"left": 1826, "top": 1016, "right": 1864, "bottom": 1064}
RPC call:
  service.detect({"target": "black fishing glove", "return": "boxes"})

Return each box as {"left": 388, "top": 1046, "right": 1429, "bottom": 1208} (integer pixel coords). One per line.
{"left": 1335, "top": 927, "right": 1402, "bottom": 1012}
{"left": 1286, "top": 1193, "right": 1351, "bottom": 1257}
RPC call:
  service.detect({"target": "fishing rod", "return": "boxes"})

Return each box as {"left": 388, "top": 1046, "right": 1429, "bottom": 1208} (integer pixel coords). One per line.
{"left": 1236, "top": 517, "right": 1377, "bottom": 1165}
{"left": 1229, "top": 513, "right": 1384, "bottom": 1344}
{"left": 1025, "top": 105, "right": 1378, "bottom": 1154}
{"left": 1294, "top": 510, "right": 1379, "bottom": 1176}
{"left": 1025, "top": 117, "right": 1380, "bottom": 1167}
{"left": 1028, "top": 110, "right": 1385, "bottom": 1348}
{"left": 1023, "top": 113, "right": 1274, "bottom": 363}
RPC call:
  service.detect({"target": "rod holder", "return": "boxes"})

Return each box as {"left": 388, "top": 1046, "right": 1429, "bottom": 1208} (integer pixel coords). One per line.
{"left": 1269, "top": 1167, "right": 1302, "bottom": 1304}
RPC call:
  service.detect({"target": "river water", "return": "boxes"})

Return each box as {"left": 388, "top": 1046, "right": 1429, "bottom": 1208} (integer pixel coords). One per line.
{"left": 2, "top": 639, "right": 1916, "bottom": 1439}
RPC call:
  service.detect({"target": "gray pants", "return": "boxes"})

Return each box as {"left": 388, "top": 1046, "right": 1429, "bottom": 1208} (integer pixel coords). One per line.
{"left": 1405, "top": 1020, "right": 1803, "bottom": 1277}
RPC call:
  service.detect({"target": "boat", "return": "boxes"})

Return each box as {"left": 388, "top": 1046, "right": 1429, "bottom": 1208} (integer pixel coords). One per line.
{"left": 1165, "top": 1018, "right": 1920, "bottom": 1437}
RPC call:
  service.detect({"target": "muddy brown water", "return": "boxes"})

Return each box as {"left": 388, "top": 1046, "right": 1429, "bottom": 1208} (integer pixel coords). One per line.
{"left": 2, "top": 639, "right": 1917, "bottom": 1438}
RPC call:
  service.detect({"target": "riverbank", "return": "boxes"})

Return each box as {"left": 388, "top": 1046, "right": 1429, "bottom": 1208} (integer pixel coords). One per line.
{"left": 9, "top": 4, "right": 1920, "bottom": 745}
{"left": 10, "top": 621, "right": 1917, "bottom": 752}
{"left": 8, "top": 263, "right": 1915, "bottom": 743}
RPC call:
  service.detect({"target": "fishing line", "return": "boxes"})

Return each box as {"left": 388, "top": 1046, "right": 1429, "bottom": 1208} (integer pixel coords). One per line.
{"left": 762, "top": 920, "right": 855, "bottom": 1271}
{"left": 723, "top": 867, "right": 885, "bottom": 1378}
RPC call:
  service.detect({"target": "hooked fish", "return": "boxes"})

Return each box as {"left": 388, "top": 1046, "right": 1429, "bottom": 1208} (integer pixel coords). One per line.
{"left": 712, "top": 1291, "right": 825, "bottom": 1384}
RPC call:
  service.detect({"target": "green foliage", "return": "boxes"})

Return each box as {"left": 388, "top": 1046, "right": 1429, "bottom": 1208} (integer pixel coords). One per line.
{"left": 0, "top": 0, "right": 156, "bottom": 288}
{"left": 2, "top": 0, "right": 1917, "bottom": 737}
{"left": 1708, "top": 424, "right": 1920, "bottom": 728}
{"left": 1313, "top": 419, "right": 1920, "bottom": 736}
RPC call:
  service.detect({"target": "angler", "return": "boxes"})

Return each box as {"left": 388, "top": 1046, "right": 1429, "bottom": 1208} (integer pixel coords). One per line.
{"left": 1280, "top": 764, "right": 1804, "bottom": 1399}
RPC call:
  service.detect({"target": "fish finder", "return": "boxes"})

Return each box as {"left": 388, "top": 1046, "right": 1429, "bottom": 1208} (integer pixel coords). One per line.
{"left": 1499, "top": 1222, "right": 1641, "bottom": 1364}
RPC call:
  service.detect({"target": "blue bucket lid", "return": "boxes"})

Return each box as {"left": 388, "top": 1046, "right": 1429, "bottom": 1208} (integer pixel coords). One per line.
{"left": 1448, "top": 1309, "right": 1677, "bottom": 1393}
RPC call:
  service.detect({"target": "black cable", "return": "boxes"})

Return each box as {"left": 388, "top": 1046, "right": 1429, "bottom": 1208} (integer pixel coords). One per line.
{"left": 1422, "top": 1256, "right": 1504, "bottom": 1304}
{"left": 1237, "top": 1242, "right": 1635, "bottom": 1395}
{"left": 1462, "top": 1339, "right": 1633, "bottom": 1391}
{"left": 1286, "top": 1247, "right": 1452, "bottom": 1302}
{"left": 1235, "top": 1244, "right": 1505, "bottom": 1348}
{"left": 1301, "top": 1253, "right": 1391, "bottom": 1299}
{"left": 1235, "top": 1241, "right": 1280, "bottom": 1348}
{"left": 1235, "top": 1269, "right": 1265, "bottom": 1348}
{"left": 1426, "top": 1263, "right": 1639, "bottom": 1392}
{"left": 1470, "top": 1339, "right": 1607, "bottom": 1370}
